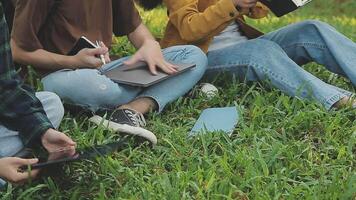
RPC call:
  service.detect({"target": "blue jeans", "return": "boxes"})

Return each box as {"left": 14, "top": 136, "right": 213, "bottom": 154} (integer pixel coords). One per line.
{"left": 42, "top": 45, "right": 207, "bottom": 112}
{"left": 207, "top": 20, "right": 355, "bottom": 109}
{"left": 0, "top": 92, "right": 64, "bottom": 188}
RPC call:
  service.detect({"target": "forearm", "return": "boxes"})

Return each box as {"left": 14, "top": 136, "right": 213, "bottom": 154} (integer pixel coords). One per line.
{"left": 128, "top": 23, "right": 157, "bottom": 49}
{"left": 0, "top": 83, "right": 53, "bottom": 146}
{"left": 11, "top": 39, "right": 79, "bottom": 70}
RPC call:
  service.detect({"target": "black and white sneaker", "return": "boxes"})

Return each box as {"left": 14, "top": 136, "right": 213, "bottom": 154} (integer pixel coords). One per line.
{"left": 89, "top": 108, "right": 157, "bottom": 145}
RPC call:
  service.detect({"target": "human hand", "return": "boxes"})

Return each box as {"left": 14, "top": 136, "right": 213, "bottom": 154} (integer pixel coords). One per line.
{"left": 123, "top": 40, "right": 177, "bottom": 75}
{"left": 232, "top": 0, "right": 258, "bottom": 8}
{"left": 41, "top": 129, "right": 76, "bottom": 153}
{"left": 0, "top": 157, "right": 39, "bottom": 184}
{"left": 73, "top": 46, "right": 110, "bottom": 68}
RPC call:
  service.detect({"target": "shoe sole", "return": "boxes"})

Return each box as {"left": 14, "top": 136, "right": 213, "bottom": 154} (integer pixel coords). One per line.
{"left": 89, "top": 115, "right": 157, "bottom": 145}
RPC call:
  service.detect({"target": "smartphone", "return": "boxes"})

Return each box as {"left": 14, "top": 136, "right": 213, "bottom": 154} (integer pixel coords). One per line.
{"left": 20, "top": 141, "right": 128, "bottom": 170}
{"left": 67, "top": 36, "right": 97, "bottom": 56}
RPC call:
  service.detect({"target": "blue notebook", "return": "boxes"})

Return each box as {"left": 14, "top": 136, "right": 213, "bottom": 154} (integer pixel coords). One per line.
{"left": 189, "top": 107, "right": 239, "bottom": 136}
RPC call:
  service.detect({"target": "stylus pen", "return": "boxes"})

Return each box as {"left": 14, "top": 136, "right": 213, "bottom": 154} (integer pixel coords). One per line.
{"left": 96, "top": 40, "right": 106, "bottom": 65}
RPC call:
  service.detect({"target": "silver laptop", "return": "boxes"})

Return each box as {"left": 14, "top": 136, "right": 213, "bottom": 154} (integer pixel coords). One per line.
{"left": 102, "top": 62, "right": 196, "bottom": 87}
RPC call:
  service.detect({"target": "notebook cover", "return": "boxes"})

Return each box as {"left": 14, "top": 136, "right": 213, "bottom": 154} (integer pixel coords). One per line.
{"left": 67, "top": 36, "right": 97, "bottom": 56}
{"left": 103, "top": 62, "right": 196, "bottom": 87}
{"left": 189, "top": 107, "right": 239, "bottom": 136}
{"left": 259, "top": 0, "right": 299, "bottom": 17}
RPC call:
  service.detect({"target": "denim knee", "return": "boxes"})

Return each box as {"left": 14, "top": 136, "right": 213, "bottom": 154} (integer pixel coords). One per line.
{"left": 43, "top": 69, "right": 127, "bottom": 111}
{"left": 47, "top": 93, "right": 64, "bottom": 128}
{"left": 36, "top": 92, "right": 64, "bottom": 129}
{"left": 299, "top": 20, "right": 332, "bottom": 32}
{"left": 76, "top": 82, "right": 124, "bottom": 111}
{"left": 249, "top": 39, "right": 284, "bottom": 61}
{"left": 184, "top": 45, "right": 208, "bottom": 76}
{"left": 92, "top": 87, "right": 124, "bottom": 109}
{"left": 163, "top": 44, "right": 207, "bottom": 83}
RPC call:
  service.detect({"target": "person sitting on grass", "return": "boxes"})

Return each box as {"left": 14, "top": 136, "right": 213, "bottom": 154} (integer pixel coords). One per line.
{"left": 135, "top": 0, "right": 356, "bottom": 110}
{"left": 0, "top": 3, "right": 76, "bottom": 188}
{"left": 9, "top": 0, "right": 208, "bottom": 144}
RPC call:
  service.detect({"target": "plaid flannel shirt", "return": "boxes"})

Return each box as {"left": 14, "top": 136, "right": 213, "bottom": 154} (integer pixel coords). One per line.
{"left": 0, "top": 3, "right": 53, "bottom": 147}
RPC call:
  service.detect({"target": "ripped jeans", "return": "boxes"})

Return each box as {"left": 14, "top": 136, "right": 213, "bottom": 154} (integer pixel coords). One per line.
{"left": 42, "top": 45, "right": 207, "bottom": 112}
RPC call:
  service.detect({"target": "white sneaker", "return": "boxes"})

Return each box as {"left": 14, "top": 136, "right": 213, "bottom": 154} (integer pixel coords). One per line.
{"left": 89, "top": 108, "right": 157, "bottom": 145}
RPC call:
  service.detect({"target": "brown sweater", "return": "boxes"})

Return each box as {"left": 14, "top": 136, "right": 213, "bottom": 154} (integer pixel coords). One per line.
{"left": 11, "top": 0, "right": 141, "bottom": 56}
{"left": 160, "top": 0, "right": 269, "bottom": 53}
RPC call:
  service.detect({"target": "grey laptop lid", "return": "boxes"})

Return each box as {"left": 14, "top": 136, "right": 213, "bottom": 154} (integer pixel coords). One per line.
{"left": 102, "top": 62, "right": 196, "bottom": 87}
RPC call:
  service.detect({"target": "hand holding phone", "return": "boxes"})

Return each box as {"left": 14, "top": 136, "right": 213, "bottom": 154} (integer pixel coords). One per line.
{"left": 26, "top": 140, "right": 128, "bottom": 169}
{"left": 0, "top": 157, "right": 40, "bottom": 184}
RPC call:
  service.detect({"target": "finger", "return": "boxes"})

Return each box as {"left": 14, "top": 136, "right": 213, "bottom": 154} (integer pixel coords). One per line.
{"left": 239, "top": 1, "right": 255, "bottom": 8}
{"left": 86, "top": 47, "right": 107, "bottom": 56}
{"left": 67, "top": 146, "right": 77, "bottom": 156}
{"left": 239, "top": 3, "right": 253, "bottom": 8}
{"left": 246, "top": 2, "right": 257, "bottom": 7}
{"left": 14, "top": 169, "right": 39, "bottom": 184}
{"left": 167, "top": 62, "right": 178, "bottom": 70}
{"left": 15, "top": 158, "right": 39, "bottom": 166}
{"left": 156, "top": 61, "right": 175, "bottom": 74}
{"left": 47, "top": 145, "right": 76, "bottom": 154}
{"left": 158, "top": 62, "right": 176, "bottom": 74}
{"left": 123, "top": 54, "right": 141, "bottom": 66}
{"left": 26, "top": 169, "right": 40, "bottom": 180}
{"left": 147, "top": 59, "right": 158, "bottom": 75}
{"left": 90, "top": 57, "right": 104, "bottom": 68}
{"left": 60, "top": 133, "right": 76, "bottom": 146}
{"left": 245, "top": 1, "right": 257, "bottom": 7}
{"left": 160, "top": 60, "right": 178, "bottom": 74}
{"left": 99, "top": 42, "right": 110, "bottom": 62}
{"left": 245, "top": 0, "right": 257, "bottom": 3}
{"left": 104, "top": 53, "right": 111, "bottom": 63}
{"left": 163, "top": 61, "right": 178, "bottom": 72}
{"left": 99, "top": 41, "right": 107, "bottom": 48}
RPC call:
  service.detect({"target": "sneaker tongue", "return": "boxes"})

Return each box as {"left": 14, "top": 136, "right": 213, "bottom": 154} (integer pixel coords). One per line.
{"left": 125, "top": 109, "right": 146, "bottom": 127}
{"left": 124, "top": 110, "right": 139, "bottom": 126}
{"left": 101, "top": 108, "right": 146, "bottom": 127}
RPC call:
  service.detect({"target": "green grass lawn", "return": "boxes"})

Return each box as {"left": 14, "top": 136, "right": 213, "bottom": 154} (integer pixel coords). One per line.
{"left": 1, "top": 0, "right": 356, "bottom": 199}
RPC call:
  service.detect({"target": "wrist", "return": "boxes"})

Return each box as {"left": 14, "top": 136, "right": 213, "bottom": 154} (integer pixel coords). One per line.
{"left": 51, "top": 54, "right": 80, "bottom": 69}
{"left": 68, "top": 55, "right": 82, "bottom": 68}
{"left": 41, "top": 128, "right": 52, "bottom": 144}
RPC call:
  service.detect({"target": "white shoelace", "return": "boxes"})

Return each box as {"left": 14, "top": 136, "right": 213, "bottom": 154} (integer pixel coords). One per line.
{"left": 124, "top": 110, "right": 146, "bottom": 127}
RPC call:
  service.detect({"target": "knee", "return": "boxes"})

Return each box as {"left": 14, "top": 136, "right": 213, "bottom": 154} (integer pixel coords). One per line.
{"left": 300, "top": 20, "right": 331, "bottom": 31}
{"left": 85, "top": 83, "right": 123, "bottom": 110}
{"left": 39, "top": 92, "right": 64, "bottom": 128}
{"left": 183, "top": 45, "right": 208, "bottom": 75}
{"left": 42, "top": 69, "right": 123, "bottom": 111}
{"left": 249, "top": 39, "right": 283, "bottom": 58}
{"left": 185, "top": 45, "right": 208, "bottom": 64}
{"left": 51, "top": 93, "right": 65, "bottom": 119}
